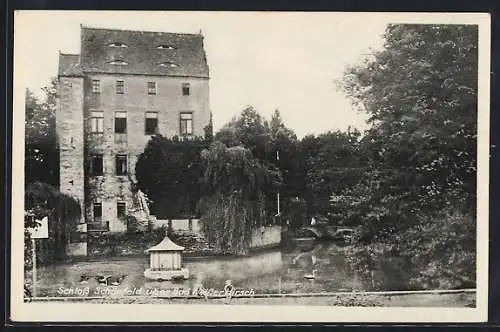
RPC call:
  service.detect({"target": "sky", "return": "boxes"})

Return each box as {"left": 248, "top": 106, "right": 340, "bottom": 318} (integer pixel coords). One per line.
{"left": 14, "top": 11, "right": 391, "bottom": 138}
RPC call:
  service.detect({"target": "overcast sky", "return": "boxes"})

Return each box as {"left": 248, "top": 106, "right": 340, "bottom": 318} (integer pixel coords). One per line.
{"left": 15, "top": 11, "right": 392, "bottom": 137}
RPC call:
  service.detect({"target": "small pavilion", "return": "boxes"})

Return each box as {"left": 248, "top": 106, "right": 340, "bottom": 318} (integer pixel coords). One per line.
{"left": 144, "top": 236, "right": 189, "bottom": 281}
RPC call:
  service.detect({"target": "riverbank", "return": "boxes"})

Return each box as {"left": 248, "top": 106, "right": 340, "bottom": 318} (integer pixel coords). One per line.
{"left": 86, "top": 229, "right": 216, "bottom": 258}
{"left": 27, "top": 290, "right": 476, "bottom": 307}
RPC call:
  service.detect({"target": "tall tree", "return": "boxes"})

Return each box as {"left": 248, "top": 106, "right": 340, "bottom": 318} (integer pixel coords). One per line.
{"left": 25, "top": 78, "right": 59, "bottom": 186}
{"left": 214, "top": 107, "right": 303, "bottom": 219}
{"left": 197, "top": 141, "right": 280, "bottom": 255}
{"left": 340, "top": 24, "right": 478, "bottom": 216}
{"left": 337, "top": 24, "right": 478, "bottom": 286}
{"left": 215, "top": 106, "right": 272, "bottom": 161}
{"left": 135, "top": 135, "right": 208, "bottom": 218}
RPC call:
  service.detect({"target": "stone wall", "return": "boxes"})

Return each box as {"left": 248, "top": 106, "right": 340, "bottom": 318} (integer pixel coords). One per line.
{"left": 57, "top": 76, "right": 85, "bottom": 222}
{"left": 250, "top": 225, "right": 282, "bottom": 249}
{"left": 152, "top": 218, "right": 202, "bottom": 234}
{"left": 152, "top": 218, "right": 281, "bottom": 250}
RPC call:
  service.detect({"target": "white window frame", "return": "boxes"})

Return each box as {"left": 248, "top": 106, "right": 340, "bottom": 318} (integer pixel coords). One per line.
{"left": 90, "top": 111, "right": 104, "bottom": 133}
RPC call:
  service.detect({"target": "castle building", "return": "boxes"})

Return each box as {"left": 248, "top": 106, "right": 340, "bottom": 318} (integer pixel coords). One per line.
{"left": 56, "top": 26, "right": 210, "bottom": 234}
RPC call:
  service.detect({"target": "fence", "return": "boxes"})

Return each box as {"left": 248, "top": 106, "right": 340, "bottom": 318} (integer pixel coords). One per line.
{"left": 151, "top": 218, "right": 202, "bottom": 234}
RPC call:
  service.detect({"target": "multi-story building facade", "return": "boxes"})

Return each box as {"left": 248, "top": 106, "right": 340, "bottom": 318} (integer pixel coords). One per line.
{"left": 56, "top": 26, "right": 210, "bottom": 234}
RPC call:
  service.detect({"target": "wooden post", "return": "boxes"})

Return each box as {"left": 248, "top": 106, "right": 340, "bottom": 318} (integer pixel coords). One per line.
{"left": 31, "top": 238, "right": 37, "bottom": 298}
{"left": 276, "top": 150, "right": 280, "bottom": 218}
{"left": 277, "top": 192, "right": 280, "bottom": 216}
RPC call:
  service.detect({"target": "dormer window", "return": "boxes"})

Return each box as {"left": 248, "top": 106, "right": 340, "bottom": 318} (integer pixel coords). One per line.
{"left": 108, "top": 42, "right": 128, "bottom": 48}
{"left": 159, "top": 61, "right": 178, "bottom": 68}
{"left": 156, "top": 45, "right": 176, "bottom": 50}
{"left": 108, "top": 59, "right": 129, "bottom": 66}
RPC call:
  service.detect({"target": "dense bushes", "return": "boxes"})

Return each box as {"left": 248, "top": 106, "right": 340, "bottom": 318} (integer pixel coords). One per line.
{"left": 24, "top": 182, "right": 82, "bottom": 266}
{"left": 344, "top": 209, "right": 476, "bottom": 290}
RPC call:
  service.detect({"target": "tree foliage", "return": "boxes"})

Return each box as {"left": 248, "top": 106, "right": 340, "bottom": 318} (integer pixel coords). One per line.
{"left": 25, "top": 78, "right": 59, "bottom": 186}
{"left": 198, "top": 142, "right": 279, "bottom": 254}
{"left": 25, "top": 182, "right": 82, "bottom": 265}
{"left": 337, "top": 24, "right": 478, "bottom": 287}
{"left": 339, "top": 24, "right": 478, "bottom": 217}
{"left": 135, "top": 135, "right": 209, "bottom": 218}
{"left": 214, "top": 107, "right": 300, "bottom": 217}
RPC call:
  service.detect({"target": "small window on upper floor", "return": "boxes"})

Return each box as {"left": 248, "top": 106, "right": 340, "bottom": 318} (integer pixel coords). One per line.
{"left": 145, "top": 112, "right": 158, "bottom": 135}
{"left": 90, "top": 111, "right": 104, "bottom": 133}
{"left": 108, "top": 42, "right": 128, "bottom": 48}
{"left": 92, "top": 80, "right": 100, "bottom": 94}
{"left": 180, "top": 112, "right": 193, "bottom": 136}
{"left": 115, "top": 111, "right": 127, "bottom": 134}
{"left": 182, "top": 83, "right": 190, "bottom": 96}
{"left": 156, "top": 44, "right": 176, "bottom": 50}
{"left": 116, "top": 80, "right": 125, "bottom": 94}
{"left": 147, "top": 82, "right": 157, "bottom": 95}
{"left": 159, "top": 61, "right": 179, "bottom": 68}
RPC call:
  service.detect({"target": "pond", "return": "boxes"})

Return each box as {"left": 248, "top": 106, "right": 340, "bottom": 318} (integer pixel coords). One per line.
{"left": 30, "top": 241, "right": 421, "bottom": 298}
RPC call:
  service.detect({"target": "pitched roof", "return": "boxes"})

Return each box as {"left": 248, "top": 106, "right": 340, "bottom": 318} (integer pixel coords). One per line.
{"left": 58, "top": 53, "right": 83, "bottom": 76}
{"left": 79, "top": 26, "right": 209, "bottom": 78}
{"left": 147, "top": 236, "right": 185, "bottom": 252}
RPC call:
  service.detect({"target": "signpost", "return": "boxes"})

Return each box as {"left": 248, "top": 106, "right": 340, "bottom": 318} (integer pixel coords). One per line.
{"left": 28, "top": 216, "right": 49, "bottom": 298}
{"left": 276, "top": 150, "right": 280, "bottom": 216}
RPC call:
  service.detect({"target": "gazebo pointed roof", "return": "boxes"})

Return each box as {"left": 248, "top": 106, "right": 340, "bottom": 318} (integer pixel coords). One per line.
{"left": 147, "top": 236, "right": 185, "bottom": 252}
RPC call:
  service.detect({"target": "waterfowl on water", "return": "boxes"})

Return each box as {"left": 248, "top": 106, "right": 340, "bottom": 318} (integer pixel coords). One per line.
{"left": 304, "top": 270, "right": 318, "bottom": 280}
{"left": 96, "top": 275, "right": 112, "bottom": 285}
{"left": 79, "top": 275, "right": 91, "bottom": 284}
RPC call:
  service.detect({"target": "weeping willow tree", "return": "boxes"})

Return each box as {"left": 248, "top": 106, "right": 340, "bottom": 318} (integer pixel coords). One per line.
{"left": 25, "top": 182, "right": 82, "bottom": 265}
{"left": 198, "top": 142, "right": 281, "bottom": 255}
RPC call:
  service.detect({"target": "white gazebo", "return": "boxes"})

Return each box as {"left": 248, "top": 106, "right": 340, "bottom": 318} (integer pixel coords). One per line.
{"left": 144, "top": 236, "right": 189, "bottom": 281}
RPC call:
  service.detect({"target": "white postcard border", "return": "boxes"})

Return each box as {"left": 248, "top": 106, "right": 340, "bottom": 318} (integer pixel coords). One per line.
{"left": 10, "top": 10, "right": 490, "bottom": 323}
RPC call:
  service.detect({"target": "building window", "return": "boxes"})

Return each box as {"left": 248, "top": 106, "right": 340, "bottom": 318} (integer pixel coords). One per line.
{"left": 145, "top": 112, "right": 158, "bottom": 135}
{"left": 90, "top": 111, "right": 104, "bottom": 133}
{"left": 117, "top": 202, "right": 126, "bottom": 218}
{"left": 108, "top": 42, "right": 128, "bottom": 48}
{"left": 92, "top": 80, "right": 100, "bottom": 94}
{"left": 156, "top": 44, "right": 176, "bottom": 50}
{"left": 182, "top": 83, "right": 190, "bottom": 96}
{"left": 90, "top": 154, "right": 103, "bottom": 176}
{"left": 108, "top": 59, "right": 129, "bottom": 66}
{"left": 159, "top": 61, "right": 178, "bottom": 68}
{"left": 180, "top": 112, "right": 193, "bottom": 136}
{"left": 116, "top": 80, "right": 125, "bottom": 94}
{"left": 115, "top": 154, "right": 128, "bottom": 175}
{"left": 93, "top": 202, "right": 102, "bottom": 221}
{"left": 115, "top": 111, "right": 127, "bottom": 133}
{"left": 147, "top": 82, "right": 157, "bottom": 95}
